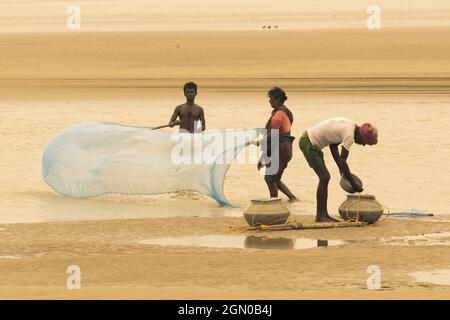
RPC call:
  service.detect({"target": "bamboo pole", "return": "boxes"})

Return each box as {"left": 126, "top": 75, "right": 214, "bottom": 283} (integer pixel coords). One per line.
{"left": 251, "top": 221, "right": 365, "bottom": 231}
{"left": 151, "top": 120, "right": 182, "bottom": 130}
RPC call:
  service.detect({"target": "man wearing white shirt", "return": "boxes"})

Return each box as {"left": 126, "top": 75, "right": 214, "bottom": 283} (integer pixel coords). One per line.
{"left": 299, "top": 118, "right": 378, "bottom": 222}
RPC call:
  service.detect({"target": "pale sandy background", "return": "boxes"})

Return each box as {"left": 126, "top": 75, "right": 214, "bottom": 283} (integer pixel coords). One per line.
{"left": 0, "top": 0, "right": 450, "bottom": 299}
{"left": 1, "top": 0, "right": 450, "bottom": 32}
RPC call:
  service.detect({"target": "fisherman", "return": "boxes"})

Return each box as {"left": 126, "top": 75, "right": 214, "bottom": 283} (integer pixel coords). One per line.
{"left": 169, "top": 82, "right": 206, "bottom": 133}
{"left": 258, "top": 87, "right": 297, "bottom": 201}
{"left": 299, "top": 117, "right": 378, "bottom": 222}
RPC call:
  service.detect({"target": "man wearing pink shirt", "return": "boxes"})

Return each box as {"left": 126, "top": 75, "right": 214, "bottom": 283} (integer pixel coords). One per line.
{"left": 258, "top": 87, "right": 297, "bottom": 201}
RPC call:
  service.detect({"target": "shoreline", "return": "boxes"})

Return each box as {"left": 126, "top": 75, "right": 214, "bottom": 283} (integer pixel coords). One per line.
{"left": 2, "top": 78, "right": 450, "bottom": 95}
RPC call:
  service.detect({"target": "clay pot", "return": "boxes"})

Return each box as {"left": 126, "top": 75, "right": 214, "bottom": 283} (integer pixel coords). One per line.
{"left": 338, "top": 194, "right": 384, "bottom": 224}
{"left": 243, "top": 198, "right": 290, "bottom": 227}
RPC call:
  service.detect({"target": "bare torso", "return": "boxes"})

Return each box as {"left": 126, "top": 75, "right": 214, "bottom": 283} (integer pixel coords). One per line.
{"left": 170, "top": 103, "right": 205, "bottom": 133}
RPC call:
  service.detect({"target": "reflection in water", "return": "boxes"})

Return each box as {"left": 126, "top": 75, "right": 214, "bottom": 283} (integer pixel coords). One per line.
{"left": 139, "top": 235, "right": 344, "bottom": 250}
{"left": 317, "top": 239, "right": 329, "bottom": 247}
{"left": 244, "top": 236, "right": 294, "bottom": 249}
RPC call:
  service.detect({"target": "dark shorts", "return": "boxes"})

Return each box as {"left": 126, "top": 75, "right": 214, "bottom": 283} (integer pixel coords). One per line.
{"left": 299, "top": 131, "right": 325, "bottom": 168}
{"left": 264, "top": 140, "right": 293, "bottom": 183}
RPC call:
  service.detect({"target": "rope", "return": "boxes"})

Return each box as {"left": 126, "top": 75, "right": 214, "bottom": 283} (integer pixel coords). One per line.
{"left": 378, "top": 204, "right": 391, "bottom": 223}
{"left": 249, "top": 214, "right": 290, "bottom": 228}
{"left": 344, "top": 193, "right": 361, "bottom": 223}
{"left": 344, "top": 193, "right": 389, "bottom": 224}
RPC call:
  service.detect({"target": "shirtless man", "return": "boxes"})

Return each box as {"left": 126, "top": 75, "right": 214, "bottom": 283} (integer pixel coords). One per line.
{"left": 299, "top": 118, "right": 378, "bottom": 222}
{"left": 169, "top": 82, "right": 206, "bottom": 133}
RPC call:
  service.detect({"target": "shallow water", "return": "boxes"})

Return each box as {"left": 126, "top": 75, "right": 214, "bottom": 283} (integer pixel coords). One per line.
{"left": 139, "top": 235, "right": 344, "bottom": 250}
{"left": 410, "top": 269, "right": 450, "bottom": 286}
{"left": 1, "top": 93, "right": 450, "bottom": 223}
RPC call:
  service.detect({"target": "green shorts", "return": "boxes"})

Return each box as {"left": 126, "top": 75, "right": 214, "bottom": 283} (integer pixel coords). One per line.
{"left": 299, "top": 131, "right": 325, "bottom": 168}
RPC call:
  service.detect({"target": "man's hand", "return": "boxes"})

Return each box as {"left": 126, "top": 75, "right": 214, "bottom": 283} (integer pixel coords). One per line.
{"left": 257, "top": 161, "right": 263, "bottom": 171}
{"left": 257, "top": 161, "right": 271, "bottom": 170}
{"left": 351, "top": 183, "right": 364, "bottom": 193}
{"left": 169, "top": 120, "right": 182, "bottom": 128}
{"left": 341, "top": 173, "right": 363, "bottom": 193}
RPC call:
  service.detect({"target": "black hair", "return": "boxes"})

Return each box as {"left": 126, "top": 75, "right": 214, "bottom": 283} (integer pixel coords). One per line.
{"left": 267, "top": 87, "right": 287, "bottom": 102}
{"left": 183, "top": 82, "right": 198, "bottom": 92}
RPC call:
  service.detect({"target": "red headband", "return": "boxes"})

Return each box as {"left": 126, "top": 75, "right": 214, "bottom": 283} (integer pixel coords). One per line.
{"left": 359, "top": 123, "right": 378, "bottom": 145}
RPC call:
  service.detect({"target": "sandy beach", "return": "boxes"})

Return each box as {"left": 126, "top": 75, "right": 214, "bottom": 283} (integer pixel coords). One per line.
{"left": 1, "top": 0, "right": 450, "bottom": 299}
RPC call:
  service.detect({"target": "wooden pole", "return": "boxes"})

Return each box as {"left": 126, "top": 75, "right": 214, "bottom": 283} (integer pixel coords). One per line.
{"left": 251, "top": 221, "right": 365, "bottom": 231}
{"left": 152, "top": 120, "right": 182, "bottom": 130}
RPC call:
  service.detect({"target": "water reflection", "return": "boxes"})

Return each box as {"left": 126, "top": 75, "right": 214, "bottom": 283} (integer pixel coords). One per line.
{"left": 139, "top": 235, "right": 344, "bottom": 250}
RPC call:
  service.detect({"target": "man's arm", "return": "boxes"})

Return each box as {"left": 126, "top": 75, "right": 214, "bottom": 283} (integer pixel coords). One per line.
{"left": 329, "top": 144, "right": 363, "bottom": 192}
{"left": 200, "top": 108, "right": 206, "bottom": 131}
{"left": 257, "top": 112, "right": 284, "bottom": 169}
{"left": 169, "top": 106, "right": 180, "bottom": 127}
{"left": 330, "top": 144, "right": 342, "bottom": 172}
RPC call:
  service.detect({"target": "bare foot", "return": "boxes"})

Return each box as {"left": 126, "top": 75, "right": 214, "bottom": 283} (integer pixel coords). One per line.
{"left": 315, "top": 215, "right": 340, "bottom": 223}
{"left": 288, "top": 197, "right": 300, "bottom": 203}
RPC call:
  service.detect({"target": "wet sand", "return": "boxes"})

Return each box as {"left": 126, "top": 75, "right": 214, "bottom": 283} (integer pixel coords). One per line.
{"left": 1, "top": 215, "right": 450, "bottom": 299}
{"left": 1, "top": 28, "right": 450, "bottom": 81}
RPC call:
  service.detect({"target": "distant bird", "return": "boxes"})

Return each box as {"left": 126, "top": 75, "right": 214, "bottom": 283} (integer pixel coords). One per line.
{"left": 274, "top": 25, "right": 279, "bottom": 29}
{"left": 262, "top": 25, "right": 267, "bottom": 29}
{"left": 267, "top": 25, "right": 271, "bottom": 29}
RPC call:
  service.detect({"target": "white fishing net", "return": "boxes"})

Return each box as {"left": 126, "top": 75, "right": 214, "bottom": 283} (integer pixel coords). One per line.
{"left": 42, "top": 122, "right": 259, "bottom": 207}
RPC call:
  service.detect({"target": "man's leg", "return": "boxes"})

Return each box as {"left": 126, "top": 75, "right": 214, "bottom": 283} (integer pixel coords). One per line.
{"left": 275, "top": 141, "right": 297, "bottom": 201}
{"left": 312, "top": 163, "right": 339, "bottom": 222}
{"left": 265, "top": 179, "right": 279, "bottom": 197}
{"left": 277, "top": 181, "right": 297, "bottom": 201}
{"left": 264, "top": 143, "right": 283, "bottom": 198}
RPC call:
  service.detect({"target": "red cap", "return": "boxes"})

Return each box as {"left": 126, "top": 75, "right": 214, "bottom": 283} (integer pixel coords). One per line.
{"left": 359, "top": 123, "right": 378, "bottom": 145}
